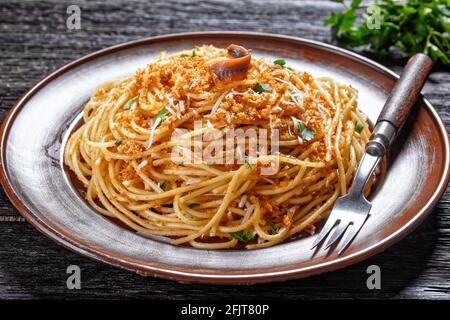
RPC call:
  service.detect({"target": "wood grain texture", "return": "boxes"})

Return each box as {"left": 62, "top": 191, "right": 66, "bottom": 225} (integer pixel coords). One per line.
{"left": 0, "top": 0, "right": 449, "bottom": 299}
{"left": 378, "top": 54, "right": 433, "bottom": 131}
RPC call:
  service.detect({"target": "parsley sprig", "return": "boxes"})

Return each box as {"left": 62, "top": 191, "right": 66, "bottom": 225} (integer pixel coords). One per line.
{"left": 355, "top": 121, "right": 365, "bottom": 133}
{"left": 274, "top": 59, "right": 286, "bottom": 66}
{"left": 153, "top": 107, "right": 169, "bottom": 122}
{"left": 124, "top": 96, "right": 139, "bottom": 110}
{"left": 160, "top": 181, "right": 168, "bottom": 190}
{"left": 273, "top": 58, "right": 294, "bottom": 71}
{"left": 292, "top": 117, "right": 316, "bottom": 141}
{"left": 325, "top": 0, "right": 450, "bottom": 65}
{"left": 268, "top": 220, "right": 278, "bottom": 235}
{"left": 254, "top": 83, "right": 272, "bottom": 93}
{"left": 230, "top": 231, "right": 254, "bottom": 243}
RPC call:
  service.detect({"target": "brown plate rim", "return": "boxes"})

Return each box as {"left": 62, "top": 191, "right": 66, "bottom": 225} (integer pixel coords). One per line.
{"left": 1, "top": 31, "right": 449, "bottom": 284}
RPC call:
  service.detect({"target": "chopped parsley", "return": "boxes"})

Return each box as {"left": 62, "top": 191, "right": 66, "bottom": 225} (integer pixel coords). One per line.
{"left": 254, "top": 83, "right": 272, "bottom": 93}
{"left": 160, "top": 181, "right": 168, "bottom": 190}
{"left": 188, "top": 203, "right": 200, "bottom": 209}
{"left": 114, "top": 139, "right": 122, "bottom": 146}
{"left": 153, "top": 107, "right": 169, "bottom": 122}
{"left": 124, "top": 96, "right": 138, "bottom": 110}
{"left": 179, "top": 54, "right": 189, "bottom": 58}
{"left": 256, "top": 124, "right": 263, "bottom": 128}
{"left": 230, "top": 231, "right": 254, "bottom": 243}
{"left": 273, "top": 59, "right": 286, "bottom": 66}
{"left": 355, "top": 121, "right": 365, "bottom": 133}
{"left": 292, "top": 117, "right": 316, "bottom": 141}
{"left": 274, "top": 59, "right": 294, "bottom": 71}
{"left": 192, "top": 50, "right": 196, "bottom": 57}
{"left": 324, "top": 0, "right": 450, "bottom": 66}
{"left": 268, "top": 220, "right": 278, "bottom": 235}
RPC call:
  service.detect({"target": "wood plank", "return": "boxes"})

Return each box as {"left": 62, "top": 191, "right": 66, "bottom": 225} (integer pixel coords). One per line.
{"left": 0, "top": 218, "right": 448, "bottom": 299}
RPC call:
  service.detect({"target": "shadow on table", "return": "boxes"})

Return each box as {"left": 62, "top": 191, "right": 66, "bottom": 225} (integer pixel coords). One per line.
{"left": 0, "top": 206, "right": 440, "bottom": 299}
{"left": 184, "top": 210, "right": 440, "bottom": 299}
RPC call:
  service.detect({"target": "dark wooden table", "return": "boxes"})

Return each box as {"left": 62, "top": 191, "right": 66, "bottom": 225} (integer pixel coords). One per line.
{"left": 0, "top": 0, "right": 449, "bottom": 299}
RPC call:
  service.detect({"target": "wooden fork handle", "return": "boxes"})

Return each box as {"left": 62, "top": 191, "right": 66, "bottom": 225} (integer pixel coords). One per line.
{"left": 366, "top": 54, "right": 433, "bottom": 157}
{"left": 377, "top": 53, "right": 433, "bottom": 131}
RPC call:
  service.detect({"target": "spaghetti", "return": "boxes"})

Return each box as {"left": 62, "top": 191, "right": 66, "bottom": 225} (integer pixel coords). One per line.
{"left": 64, "top": 44, "right": 371, "bottom": 249}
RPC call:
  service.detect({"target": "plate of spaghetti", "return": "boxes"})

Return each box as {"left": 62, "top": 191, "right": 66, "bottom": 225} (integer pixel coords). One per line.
{"left": 1, "top": 32, "right": 448, "bottom": 283}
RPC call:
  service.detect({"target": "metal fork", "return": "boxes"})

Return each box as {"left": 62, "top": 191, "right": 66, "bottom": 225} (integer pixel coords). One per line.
{"left": 311, "top": 53, "right": 433, "bottom": 255}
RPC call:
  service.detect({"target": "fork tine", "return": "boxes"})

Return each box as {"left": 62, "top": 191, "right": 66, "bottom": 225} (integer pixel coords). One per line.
{"left": 337, "top": 216, "right": 368, "bottom": 255}
{"left": 325, "top": 220, "right": 350, "bottom": 249}
{"left": 336, "top": 224, "right": 357, "bottom": 255}
{"left": 310, "top": 217, "right": 339, "bottom": 249}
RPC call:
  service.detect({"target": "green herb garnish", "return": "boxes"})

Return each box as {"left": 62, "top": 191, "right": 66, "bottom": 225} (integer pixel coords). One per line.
{"left": 274, "top": 59, "right": 286, "bottom": 66}
{"left": 257, "top": 124, "right": 263, "bottom": 128}
{"left": 188, "top": 203, "right": 200, "bottom": 209}
{"left": 324, "top": 0, "right": 450, "bottom": 66}
{"left": 293, "top": 117, "right": 316, "bottom": 141}
{"left": 230, "top": 231, "right": 254, "bottom": 243}
{"left": 124, "top": 96, "right": 138, "bottom": 110}
{"left": 355, "top": 121, "right": 365, "bottom": 133}
{"left": 160, "top": 181, "right": 168, "bottom": 190}
{"left": 268, "top": 220, "right": 278, "bottom": 235}
{"left": 114, "top": 139, "right": 122, "bottom": 146}
{"left": 254, "top": 83, "right": 272, "bottom": 93}
{"left": 180, "top": 54, "right": 189, "bottom": 58}
{"left": 192, "top": 50, "right": 197, "bottom": 57}
{"left": 153, "top": 107, "right": 169, "bottom": 122}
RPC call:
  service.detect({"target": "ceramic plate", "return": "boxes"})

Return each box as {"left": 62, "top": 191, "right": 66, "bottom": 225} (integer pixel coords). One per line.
{"left": 1, "top": 32, "right": 448, "bottom": 284}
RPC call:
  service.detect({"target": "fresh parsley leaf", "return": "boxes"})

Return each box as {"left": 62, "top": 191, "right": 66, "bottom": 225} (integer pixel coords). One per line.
{"left": 350, "top": 0, "right": 362, "bottom": 10}
{"left": 124, "top": 96, "right": 138, "bottom": 110}
{"left": 154, "top": 107, "right": 169, "bottom": 122}
{"left": 254, "top": 83, "right": 272, "bottom": 93}
{"left": 292, "top": 117, "right": 316, "bottom": 141}
{"left": 230, "top": 231, "right": 254, "bottom": 243}
{"left": 268, "top": 220, "right": 278, "bottom": 235}
{"left": 188, "top": 203, "right": 200, "bottom": 209}
{"left": 301, "top": 127, "right": 316, "bottom": 141}
{"left": 114, "top": 139, "right": 122, "bottom": 146}
{"left": 274, "top": 59, "right": 286, "bottom": 66}
{"left": 160, "top": 181, "right": 168, "bottom": 190}
{"left": 180, "top": 54, "right": 189, "bottom": 58}
{"left": 355, "top": 121, "right": 365, "bottom": 133}
{"left": 284, "top": 66, "right": 294, "bottom": 72}
{"left": 192, "top": 50, "right": 196, "bottom": 57}
{"left": 274, "top": 59, "right": 294, "bottom": 71}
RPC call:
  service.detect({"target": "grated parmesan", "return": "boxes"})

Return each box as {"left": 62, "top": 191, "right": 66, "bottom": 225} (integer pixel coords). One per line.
{"left": 137, "top": 159, "right": 148, "bottom": 170}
